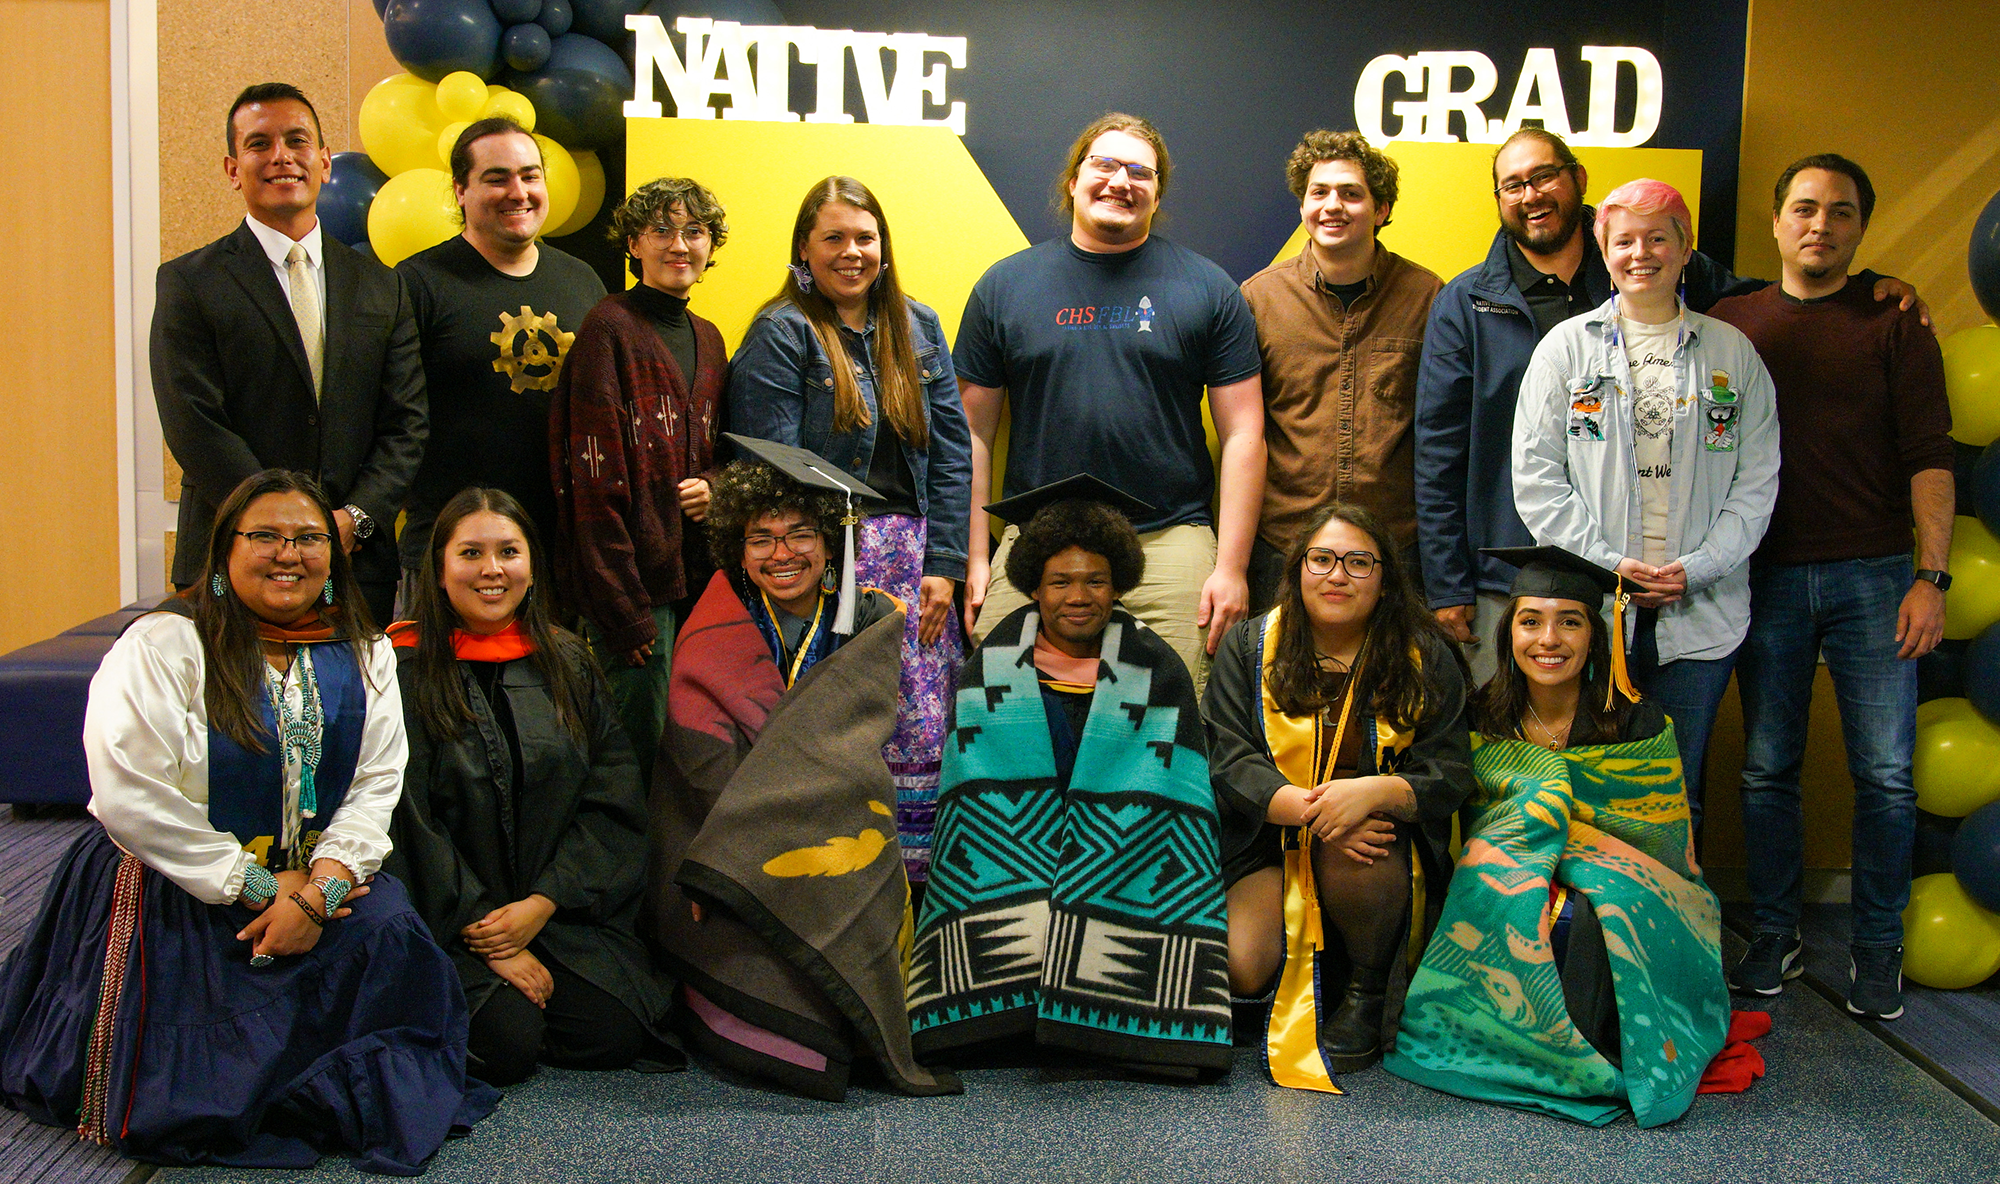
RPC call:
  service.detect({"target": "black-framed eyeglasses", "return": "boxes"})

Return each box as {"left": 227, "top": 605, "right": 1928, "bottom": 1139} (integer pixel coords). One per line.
{"left": 1081, "top": 154, "right": 1158, "bottom": 182}
{"left": 1494, "top": 164, "right": 1574, "bottom": 201}
{"left": 235, "top": 529, "right": 333, "bottom": 558}
{"left": 643, "top": 222, "right": 709, "bottom": 246}
{"left": 743, "top": 528, "right": 821, "bottom": 558}
{"left": 1304, "top": 548, "right": 1380, "bottom": 578}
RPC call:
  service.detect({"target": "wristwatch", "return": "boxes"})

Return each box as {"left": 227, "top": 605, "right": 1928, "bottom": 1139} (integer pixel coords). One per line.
{"left": 341, "top": 504, "right": 375, "bottom": 541}
{"left": 1915, "top": 569, "right": 1952, "bottom": 591}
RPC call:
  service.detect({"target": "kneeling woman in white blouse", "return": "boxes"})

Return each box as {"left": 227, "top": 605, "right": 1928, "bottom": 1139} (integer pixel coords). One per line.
{"left": 0, "top": 470, "right": 494, "bottom": 1175}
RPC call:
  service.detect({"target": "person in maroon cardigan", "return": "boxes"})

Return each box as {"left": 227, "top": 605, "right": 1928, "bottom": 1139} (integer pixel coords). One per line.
{"left": 551, "top": 176, "right": 729, "bottom": 782}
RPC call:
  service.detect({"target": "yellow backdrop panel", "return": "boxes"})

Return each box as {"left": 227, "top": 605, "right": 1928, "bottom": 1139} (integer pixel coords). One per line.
{"left": 625, "top": 119, "right": 1030, "bottom": 353}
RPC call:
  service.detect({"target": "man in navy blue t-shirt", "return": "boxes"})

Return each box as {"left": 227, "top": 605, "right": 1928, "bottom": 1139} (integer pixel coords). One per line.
{"left": 955, "top": 112, "right": 1265, "bottom": 683}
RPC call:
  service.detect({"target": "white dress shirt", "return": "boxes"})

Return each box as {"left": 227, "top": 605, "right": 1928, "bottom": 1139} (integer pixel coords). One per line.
{"left": 84, "top": 612, "right": 405, "bottom": 905}
{"left": 243, "top": 214, "right": 327, "bottom": 327}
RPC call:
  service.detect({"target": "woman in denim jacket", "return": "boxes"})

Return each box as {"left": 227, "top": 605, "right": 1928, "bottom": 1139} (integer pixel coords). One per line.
{"left": 1511, "top": 178, "right": 1779, "bottom": 824}
{"left": 727, "top": 176, "right": 973, "bottom": 886}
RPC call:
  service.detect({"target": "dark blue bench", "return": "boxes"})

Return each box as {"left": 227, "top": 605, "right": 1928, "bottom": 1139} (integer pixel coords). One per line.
{"left": 0, "top": 602, "right": 159, "bottom": 807}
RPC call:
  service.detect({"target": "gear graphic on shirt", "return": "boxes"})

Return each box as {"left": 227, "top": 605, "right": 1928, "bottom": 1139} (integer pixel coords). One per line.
{"left": 491, "top": 306, "right": 575, "bottom": 393}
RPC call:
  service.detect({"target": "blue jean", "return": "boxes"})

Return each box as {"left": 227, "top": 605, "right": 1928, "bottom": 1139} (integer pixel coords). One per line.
{"left": 1629, "top": 609, "right": 1740, "bottom": 830}
{"left": 1736, "top": 556, "right": 1917, "bottom": 947}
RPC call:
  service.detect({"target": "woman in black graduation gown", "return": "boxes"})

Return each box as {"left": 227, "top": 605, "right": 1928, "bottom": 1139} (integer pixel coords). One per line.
{"left": 1205, "top": 502, "right": 1474, "bottom": 1085}
{"left": 387, "top": 487, "right": 676, "bottom": 1085}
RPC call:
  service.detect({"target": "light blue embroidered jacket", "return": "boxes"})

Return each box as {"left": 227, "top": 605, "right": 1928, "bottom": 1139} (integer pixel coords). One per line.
{"left": 1512, "top": 296, "right": 1780, "bottom": 663}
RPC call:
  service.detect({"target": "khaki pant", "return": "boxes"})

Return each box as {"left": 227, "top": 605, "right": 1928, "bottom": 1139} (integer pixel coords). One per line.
{"left": 975, "top": 522, "right": 1218, "bottom": 690}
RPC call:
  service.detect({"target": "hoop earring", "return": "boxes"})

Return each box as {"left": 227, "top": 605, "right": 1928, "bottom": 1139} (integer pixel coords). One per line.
{"left": 788, "top": 262, "right": 814, "bottom": 293}
{"left": 211, "top": 573, "right": 228, "bottom": 598}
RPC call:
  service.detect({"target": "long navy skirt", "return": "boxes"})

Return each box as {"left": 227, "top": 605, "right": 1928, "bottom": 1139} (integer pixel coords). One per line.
{"left": 0, "top": 828, "right": 498, "bottom": 1175}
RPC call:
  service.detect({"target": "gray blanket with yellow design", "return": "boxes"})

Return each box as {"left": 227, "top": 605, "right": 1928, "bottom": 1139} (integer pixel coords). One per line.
{"left": 650, "top": 571, "right": 959, "bottom": 1099}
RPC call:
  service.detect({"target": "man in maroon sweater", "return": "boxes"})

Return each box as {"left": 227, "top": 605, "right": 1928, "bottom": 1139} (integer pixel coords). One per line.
{"left": 1709, "top": 155, "right": 1953, "bottom": 1022}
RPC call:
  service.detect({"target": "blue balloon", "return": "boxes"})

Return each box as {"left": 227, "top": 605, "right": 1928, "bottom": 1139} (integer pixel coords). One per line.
{"left": 569, "top": 0, "right": 645, "bottom": 46}
{"left": 536, "top": 0, "right": 572, "bottom": 36}
{"left": 1974, "top": 189, "right": 2000, "bottom": 326}
{"left": 502, "top": 22, "right": 552, "bottom": 72}
{"left": 1969, "top": 623, "right": 2000, "bottom": 725}
{"left": 489, "top": 0, "right": 539, "bottom": 22}
{"left": 372, "top": 0, "right": 392, "bottom": 17}
{"left": 383, "top": 0, "right": 502, "bottom": 81}
{"left": 545, "top": 31, "right": 633, "bottom": 88}
{"left": 321, "top": 153, "right": 389, "bottom": 247}
{"left": 1952, "top": 799, "right": 2000, "bottom": 912}
{"left": 1976, "top": 444, "right": 2000, "bottom": 542}
{"left": 505, "top": 65, "right": 623, "bottom": 150}
{"left": 1921, "top": 641, "right": 1970, "bottom": 705}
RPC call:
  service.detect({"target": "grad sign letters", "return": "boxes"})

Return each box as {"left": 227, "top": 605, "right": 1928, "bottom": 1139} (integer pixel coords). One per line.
{"left": 626, "top": 17, "right": 1670, "bottom": 152}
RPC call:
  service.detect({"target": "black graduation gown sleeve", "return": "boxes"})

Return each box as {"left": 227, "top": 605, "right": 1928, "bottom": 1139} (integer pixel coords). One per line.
{"left": 385, "top": 656, "right": 506, "bottom": 952}
{"left": 526, "top": 663, "right": 649, "bottom": 921}
{"left": 1394, "top": 635, "right": 1477, "bottom": 832}
{"left": 1203, "top": 617, "right": 1290, "bottom": 872}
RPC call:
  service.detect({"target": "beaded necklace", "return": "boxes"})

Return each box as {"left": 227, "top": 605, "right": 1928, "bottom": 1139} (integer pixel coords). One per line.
{"left": 263, "top": 646, "right": 326, "bottom": 863}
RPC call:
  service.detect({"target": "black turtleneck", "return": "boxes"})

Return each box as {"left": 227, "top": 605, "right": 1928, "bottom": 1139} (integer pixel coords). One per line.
{"left": 628, "top": 282, "right": 698, "bottom": 382}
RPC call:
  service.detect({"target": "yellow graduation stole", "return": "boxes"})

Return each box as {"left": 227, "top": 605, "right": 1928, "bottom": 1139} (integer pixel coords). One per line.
{"left": 1257, "top": 608, "right": 1426, "bottom": 1093}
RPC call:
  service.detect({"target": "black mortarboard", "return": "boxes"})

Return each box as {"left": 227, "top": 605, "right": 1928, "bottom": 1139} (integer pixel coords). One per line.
{"left": 725, "top": 434, "right": 882, "bottom": 502}
{"left": 983, "top": 473, "right": 1155, "bottom": 526}
{"left": 1481, "top": 545, "right": 1639, "bottom": 709}
{"left": 723, "top": 434, "right": 876, "bottom": 635}
{"left": 1483, "top": 545, "right": 1621, "bottom": 606}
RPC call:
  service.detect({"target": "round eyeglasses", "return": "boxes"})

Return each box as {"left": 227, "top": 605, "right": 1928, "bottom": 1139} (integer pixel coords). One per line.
{"left": 1304, "top": 548, "right": 1379, "bottom": 578}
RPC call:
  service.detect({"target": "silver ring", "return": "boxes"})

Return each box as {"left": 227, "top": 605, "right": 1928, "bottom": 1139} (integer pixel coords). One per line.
{"left": 250, "top": 954, "right": 275, "bottom": 968}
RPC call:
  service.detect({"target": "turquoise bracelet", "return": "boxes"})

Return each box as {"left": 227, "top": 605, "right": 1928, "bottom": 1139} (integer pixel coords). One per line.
{"left": 241, "top": 863, "right": 279, "bottom": 908}
{"left": 310, "top": 874, "right": 352, "bottom": 914}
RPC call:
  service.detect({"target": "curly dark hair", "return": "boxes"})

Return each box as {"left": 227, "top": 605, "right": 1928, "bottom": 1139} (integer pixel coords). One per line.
{"left": 704, "top": 459, "right": 846, "bottom": 570}
{"left": 611, "top": 175, "right": 729, "bottom": 279}
{"left": 1266, "top": 501, "right": 1458, "bottom": 726}
{"left": 1285, "top": 129, "right": 1398, "bottom": 228}
{"left": 1004, "top": 499, "right": 1146, "bottom": 598}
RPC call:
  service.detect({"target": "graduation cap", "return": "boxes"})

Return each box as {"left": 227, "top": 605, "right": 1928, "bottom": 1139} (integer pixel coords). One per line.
{"left": 725, "top": 434, "right": 879, "bottom": 635}
{"left": 1483, "top": 545, "right": 1640, "bottom": 709}
{"left": 983, "top": 473, "right": 1155, "bottom": 527}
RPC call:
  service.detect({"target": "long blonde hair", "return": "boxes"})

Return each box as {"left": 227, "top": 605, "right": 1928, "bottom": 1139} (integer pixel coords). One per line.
{"left": 764, "top": 176, "right": 927, "bottom": 446}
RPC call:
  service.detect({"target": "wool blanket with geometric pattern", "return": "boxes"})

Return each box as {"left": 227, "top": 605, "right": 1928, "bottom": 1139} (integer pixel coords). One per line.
{"left": 1384, "top": 726, "right": 1729, "bottom": 1127}
{"left": 908, "top": 605, "right": 1232, "bottom": 1072}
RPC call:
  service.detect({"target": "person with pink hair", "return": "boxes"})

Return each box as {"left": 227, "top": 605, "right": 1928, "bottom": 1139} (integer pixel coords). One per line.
{"left": 1510, "top": 177, "right": 1780, "bottom": 830}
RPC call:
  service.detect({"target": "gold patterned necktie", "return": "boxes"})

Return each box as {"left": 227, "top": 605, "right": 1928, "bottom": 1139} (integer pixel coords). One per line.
{"left": 286, "top": 242, "right": 323, "bottom": 399}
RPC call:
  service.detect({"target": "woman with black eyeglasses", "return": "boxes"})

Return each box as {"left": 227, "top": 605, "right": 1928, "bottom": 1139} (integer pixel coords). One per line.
{"left": 1204, "top": 501, "right": 1473, "bottom": 1087}
{"left": 0, "top": 470, "right": 494, "bottom": 1171}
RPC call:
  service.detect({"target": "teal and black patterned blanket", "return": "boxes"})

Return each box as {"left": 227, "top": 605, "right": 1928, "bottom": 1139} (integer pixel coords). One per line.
{"left": 908, "top": 605, "right": 1232, "bottom": 1072}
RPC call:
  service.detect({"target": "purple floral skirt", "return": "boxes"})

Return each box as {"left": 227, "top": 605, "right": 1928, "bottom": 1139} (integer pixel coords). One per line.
{"left": 856, "top": 514, "right": 965, "bottom": 881}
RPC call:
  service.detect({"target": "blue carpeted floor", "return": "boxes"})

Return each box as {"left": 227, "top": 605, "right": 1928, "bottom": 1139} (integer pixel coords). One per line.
{"left": 165, "top": 947, "right": 2000, "bottom": 1184}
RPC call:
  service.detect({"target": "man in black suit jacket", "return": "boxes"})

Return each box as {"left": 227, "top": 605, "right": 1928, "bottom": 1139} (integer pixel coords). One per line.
{"left": 153, "top": 82, "right": 426, "bottom": 626}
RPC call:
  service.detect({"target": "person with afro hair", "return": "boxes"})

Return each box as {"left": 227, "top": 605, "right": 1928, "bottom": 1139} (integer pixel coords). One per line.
{"left": 909, "top": 488, "right": 1233, "bottom": 1074}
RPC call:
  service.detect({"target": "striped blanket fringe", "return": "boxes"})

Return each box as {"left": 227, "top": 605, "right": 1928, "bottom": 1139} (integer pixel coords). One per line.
{"left": 77, "top": 853, "right": 144, "bottom": 1145}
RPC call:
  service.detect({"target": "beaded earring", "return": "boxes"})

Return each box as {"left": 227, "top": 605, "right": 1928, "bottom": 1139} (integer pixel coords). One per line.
{"left": 322, "top": 580, "right": 334, "bottom": 605}
{"left": 788, "top": 261, "right": 814, "bottom": 292}
{"left": 211, "top": 573, "right": 227, "bottom": 598}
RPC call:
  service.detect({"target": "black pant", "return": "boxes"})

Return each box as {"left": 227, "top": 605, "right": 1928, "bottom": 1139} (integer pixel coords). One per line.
{"left": 468, "top": 950, "right": 647, "bottom": 1085}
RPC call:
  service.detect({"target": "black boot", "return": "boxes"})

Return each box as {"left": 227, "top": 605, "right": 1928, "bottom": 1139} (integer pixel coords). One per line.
{"left": 1321, "top": 972, "right": 1389, "bottom": 1074}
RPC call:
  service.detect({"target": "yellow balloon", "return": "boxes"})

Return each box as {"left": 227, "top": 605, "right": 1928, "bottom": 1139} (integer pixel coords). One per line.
{"left": 367, "top": 168, "right": 459, "bottom": 268}
{"left": 358, "top": 73, "right": 447, "bottom": 177}
{"left": 534, "top": 135, "right": 580, "bottom": 238}
{"left": 1903, "top": 873, "right": 2000, "bottom": 989}
{"left": 1914, "top": 697, "right": 2000, "bottom": 816}
{"left": 434, "top": 71, "right": 488, "bottom": 123}
{"left": 480, "top": 88, "right": 537, "bottom": 133}
{"left": 1945, "top": 323, "right": 2000, "bottom": 446}
{"left": 437, "top": 121, "right": 471, "bottom": 169}
{"left": 1946, "top": 515, "right": 2000, "bottom": 639}
{"left": 546, "top": 149, "right": 606, "bottom": 238}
